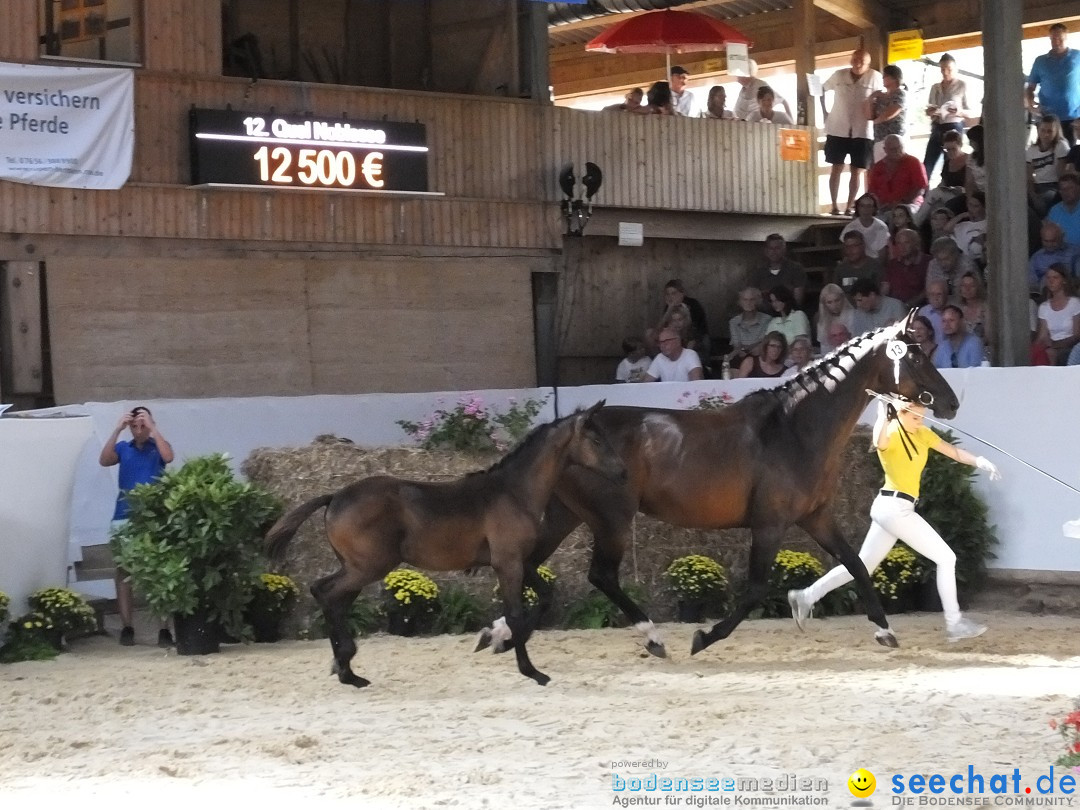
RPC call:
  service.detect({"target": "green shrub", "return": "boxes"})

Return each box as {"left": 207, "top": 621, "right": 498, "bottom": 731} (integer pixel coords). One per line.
{"left": 312, "top": 595, "right": 382, "bottom": 640}
{"left": 664, "top": 555, "right": 728, "bottom": 603}
{"left": 564, "top": 584, "right": 646, "bottom": 630}
{"left": 431, "top": 586, "right": 489, "bottom": 635}
{"left": 0, "top": 612, "right": 60, "bottom": 663}
{"left": 0, "top": 591, "right": 9, "bottom": 626}
{"left": 28, "top": 587, "right": 97, "bottom": 638}
{"left": 111, "top": 454, "right": 282, "bottom": 638}
{"left": 756, "top": 550, "right": 826, "bottom": 619}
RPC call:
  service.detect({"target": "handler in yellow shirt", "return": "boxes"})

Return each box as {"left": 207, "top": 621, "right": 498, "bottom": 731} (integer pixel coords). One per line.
{"left": 788, "top": 395, "right": 1001, "bottom": 643}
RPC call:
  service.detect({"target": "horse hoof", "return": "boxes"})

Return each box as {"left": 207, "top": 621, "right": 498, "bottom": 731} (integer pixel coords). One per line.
{"left": 875, "top": 630, "right": 899, "bottom": 649}
{"left": 531, "top": 672, "right": 551, "bottom": 686}
{"left": 339, "top": 671, "right": 371, "bottom": 688}
{"left": 474, "top": 628, "right": 493, "bottom": 653}
{"left": 690, "top": 630, "right": 709, "bottom": 656}
{"left": 645, "top": 640, "right": 667, "bottom": 658}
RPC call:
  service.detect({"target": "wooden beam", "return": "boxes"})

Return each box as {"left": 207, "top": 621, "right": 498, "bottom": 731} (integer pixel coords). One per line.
{"left": 795, "top": 0, "right": 817, "bottom": 128}
{"left": 813, "top": 0, "right": 885, "bottom": 31}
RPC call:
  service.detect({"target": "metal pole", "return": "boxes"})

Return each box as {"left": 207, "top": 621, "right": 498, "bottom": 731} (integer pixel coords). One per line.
{"left": 982, "top": 0, "right": 1029, "bottom": 366}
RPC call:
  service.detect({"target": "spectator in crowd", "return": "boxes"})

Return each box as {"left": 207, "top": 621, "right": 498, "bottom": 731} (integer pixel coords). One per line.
{"left": 703, "top": 85, "right": 735, "bottom": 120}
{"left": 849, "top": 277, "right": 905, "bottom": 334}
{"left": 727, "top": 287, "right": 770, "bottom": 368}
{"left": 661, "top": 278, "right": 709, "bottom": 343}
{"left": 99, "top": 406, "right": 175, "bottom": 647}
{"left": 750, "top": 234, "right": 808, "bottom": 308}
{"left": 1048, "top": 173, "right": 1080, "bottom": 246}
{"left": 1067, "top": 119, "right": 1080, "bottom": 172}
{"left": 950, "top": 191, "right": 988, "bottom": 266}
{"left": 733, "top": 60, "right": 795, "bottom": 121}
{"left": 964, "top": 125, "right": 987, "bottom": 196}
{"left": 815, "top": 282, "right": 856, "bottom": 353}
{"left": 915, "top": 130, "right": 969, "bottom": 225}
{"left": 1031, "top": 263, "right": 1080, "bottom": 365}
{"left": 604, "top": 88, "right": 644, "bottom": 112}
{"left": 765, "top": 285, "right": 811, "bottom": 344}
{"left": 924, "top": 54, "right": 971, "bottom": 181}
{"left": 736, "top": 330, "right": 788, "bottom": 378}
{"left": 615, "top": 337, "right": 651, "bottom": 383}
{"left": 840, "top": 193, "right": 890, "bottom": 259}
{"left": 821, "top": 49, "right": 883, "bottom": 216}
{"left": 1027, "top": 114, "right": 1069, "bottom": 217}
{"left": 641, "top": 328, "right": 704, "bottom": 382}
{"left": 929, "top": 207, "right": 955, "bottom": 248}
{"left": 919, "top": 279, "right": 953, "bottom": 342}
{"left": 957, "top": 271, "right": 989, "bottom": 346}
{"left": 669, "top": 66, "right": 697, "bottom": 117}
{"left": 782, "top": 337, "right": 814, "bottom": 377}
{"left": 885, "top": 205, "right": 918, "bottom": 261}
{"left": 1029, "top": 220, "right": 1080, "bottom": 293}
{"left": 746, "top": 85, "right": 793, "bottom": 124}
{"left": 866, "top": 64, "right": 907, "bottom": 164}
{"left": 1025, "top": 23, "right": 1080, "bottom": 146}
{"left": 638, "top": 81, "right": 674, "bottom": 115}
{"left": 662, "top": 302, "right": 706, "bottom": 356}
{"left": 867, "top": 135, "right": 928, "bottom": 218}
{"left": 932, "top": 305, "right": 985, "bottom": 368}
{"left": 835, "top": 230, "right": 884, "bottom": 291}
{"left": 910, "top": 314, "right": 939, "bottom": 359}
{"left": 826, "top": 321, "right": 853, "bottom": 351}
{"left": 926, "top": 236, "right": 976, "bottom": 294}
{"left": 883, "top": 228, "right": 930, "bottom": 308}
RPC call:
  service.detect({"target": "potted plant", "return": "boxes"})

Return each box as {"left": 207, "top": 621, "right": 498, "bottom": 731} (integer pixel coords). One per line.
{"left": 871, "top": 544, "right": 927, "bottom": 613}
{"left": 27, "top": 587, "right": 97, "bottom": 647}
{"left": 244, "top": 573, "right": 300, "bottom": 643}
{"left": 1047, "top": 700, "right": 1080, "bottom": 772}
{"left": 0, "top": 611, "right": 59, "bottom": 663}
{"left": 111, "top": 454, "right": 281, "bottom": 655}
{"left": 664, "top": 554, "right": 728, "bottom": 623}
{"left": 0, "top": 591, "right": 9, "bottom": 626}
{"left": 491, "top": 564, "right": 558, "bottom": 625}
{"left": 382, "top": 569, "right": 439, "bottom": 636}
{"left": 759, "top": 550, "right": 826, "bottom": 619}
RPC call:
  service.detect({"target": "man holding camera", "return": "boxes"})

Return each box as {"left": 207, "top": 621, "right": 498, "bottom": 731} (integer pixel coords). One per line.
{"left": 99, "top": 406, "right": 175, "bottom": 646}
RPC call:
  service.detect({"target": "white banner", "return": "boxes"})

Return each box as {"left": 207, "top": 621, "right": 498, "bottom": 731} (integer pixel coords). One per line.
{"left": 0, "top": 61, "right": 133, "bottom": 189}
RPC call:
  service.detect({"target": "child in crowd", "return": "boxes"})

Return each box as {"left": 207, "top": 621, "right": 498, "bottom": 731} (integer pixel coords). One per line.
{"left": 615, "top": 337, "right": 651, "bottom": 382}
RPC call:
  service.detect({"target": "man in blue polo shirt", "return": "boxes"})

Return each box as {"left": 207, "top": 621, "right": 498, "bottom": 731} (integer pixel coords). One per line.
{"left": 99, "top": 406, "right": 175, "bottom": 646}
{"left": 1026, "top": 24, "right": 1080, "bottom": 145}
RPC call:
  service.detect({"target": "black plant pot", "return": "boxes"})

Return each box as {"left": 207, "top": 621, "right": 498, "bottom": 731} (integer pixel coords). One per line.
{"left": 917, "top": 581, "right": 943, "bottom": 613}
{"left": 247, "top": 611, "right": 283, "bottom": 643}
{"left": 676, "top": 600, "right": 706, "bottom": 623}
{"left": 173, "top": 609, "right": 221, "bottom": 655}
{"left": 386, "top": 612, "right": 418, "bottom": 637}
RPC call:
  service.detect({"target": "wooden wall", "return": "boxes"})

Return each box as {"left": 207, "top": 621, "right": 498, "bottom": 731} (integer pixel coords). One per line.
{"left": 0, "top": 1, "right": 38, "bottom": 62}
{"left": 46, "top": 255, "right": 543, "bottom": 402}
{"left": 549, "top": 108, "right": 819, "bottom": 217}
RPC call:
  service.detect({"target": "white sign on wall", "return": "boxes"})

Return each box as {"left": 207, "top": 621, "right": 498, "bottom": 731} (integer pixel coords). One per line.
{"left": 0, "top": 61, "right": 134, "bottom": 189}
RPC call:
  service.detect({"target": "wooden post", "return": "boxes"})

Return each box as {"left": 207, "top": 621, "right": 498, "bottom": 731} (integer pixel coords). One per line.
{"left": 795, "top": 0, "right": 817, "bottom": 128}
{"left": 982, "top": 0, "right": 1029, "bottom": 366}
{"left": 0, "top": 261, "right": 45, "bottom": 401}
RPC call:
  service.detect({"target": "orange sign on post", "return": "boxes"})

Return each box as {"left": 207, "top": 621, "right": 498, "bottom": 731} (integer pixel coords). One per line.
{"left": 778, "top": 128, "right": 811, "bottom": 162}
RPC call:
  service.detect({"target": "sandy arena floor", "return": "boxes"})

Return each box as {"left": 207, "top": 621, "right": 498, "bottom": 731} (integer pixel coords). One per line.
{"left": 1, "top": 611, "right": 1078, "bottom": 810}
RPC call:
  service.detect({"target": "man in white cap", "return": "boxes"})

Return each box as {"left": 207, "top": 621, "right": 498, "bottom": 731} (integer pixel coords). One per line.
{"left": 733, "top": 59, "right": 793, "bottom": 121}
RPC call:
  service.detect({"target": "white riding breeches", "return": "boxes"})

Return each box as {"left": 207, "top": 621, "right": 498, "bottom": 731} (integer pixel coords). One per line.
{"left": 803, "top": 494, "right": 962, "bottom": 626}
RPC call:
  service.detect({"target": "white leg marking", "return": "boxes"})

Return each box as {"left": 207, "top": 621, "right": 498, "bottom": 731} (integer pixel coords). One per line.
{"left": 491, "top": 616, "right": 513, "bottom": 653}
{"left": 634, "top": 620, "right": 664, "bottom": 647}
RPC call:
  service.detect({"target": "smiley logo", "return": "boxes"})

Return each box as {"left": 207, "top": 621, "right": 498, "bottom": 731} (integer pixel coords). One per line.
{"left": 847, "top": 768, "right": 876, "bottom": 798}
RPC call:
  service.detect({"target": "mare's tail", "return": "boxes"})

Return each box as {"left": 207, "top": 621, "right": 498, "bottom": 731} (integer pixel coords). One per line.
{"left": 265, "top": 494, "right": 333, "bottom": 561}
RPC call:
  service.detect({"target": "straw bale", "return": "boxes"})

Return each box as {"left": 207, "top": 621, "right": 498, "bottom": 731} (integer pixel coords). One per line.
{"left": 242, "top": 428, "right": 880, "bottom": 629}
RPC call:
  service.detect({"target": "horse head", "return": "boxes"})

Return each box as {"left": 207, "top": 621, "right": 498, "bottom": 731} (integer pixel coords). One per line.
{"left": 566, "top": 400, "right": 627, "bottom": 482}
{"left": 876, "top": 312, "right": 959, "bottom": 419}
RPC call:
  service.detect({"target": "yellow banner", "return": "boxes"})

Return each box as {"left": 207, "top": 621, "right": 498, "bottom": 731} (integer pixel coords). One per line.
{"left": 887, "top": 29, "right": 924, "bottom": 63}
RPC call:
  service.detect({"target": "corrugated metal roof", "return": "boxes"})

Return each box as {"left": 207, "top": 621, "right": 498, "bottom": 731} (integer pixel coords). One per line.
{"left": 547, "top": 0, "right": 794, "bottom": 48}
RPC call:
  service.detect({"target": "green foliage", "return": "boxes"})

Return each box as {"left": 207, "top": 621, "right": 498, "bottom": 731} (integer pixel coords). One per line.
{"left": 564, "top": 584, "right": 646, "bottom": 630}
{"left": 872, "top": 543, "right": 927, "bottom": 609}
{"left": 0, "top": 591, "right": 9, "bottom": 626}
{"left": 664, "top": 555, "right": 729, "bottom": 602}
{"left": 431, "top": 586, "right": 489, "bottom": 635}
{"left": 382, "top": 569, "right": 440, "bottom": 621}
{"left": 248, "top": 573, "right": 299, "bottom": 615}
{"left": 0, "top": 612, "right": 60, "bottom": 663}
{"left": 492, "top": 565, "right": 557, "bottom": 609}
{"left": 313, "top": 595, "right": 382, "bottom": 640}
{"left": 1048, "top": 700, "right": 1080, "bottom": 771}
{"left": 397, "top": 395, "right": 548, "bottom": 453}
{"left": 917, "top": 431, "right": 998, "bottom": 595}
{"left": 757, "top": 550, "right": 827, "bottom": 619}
{"left": 28, "top": 587, "right": 97, "bottom": 638}
{"left": 110, "top": 454, "right": 282, "bottom": 638}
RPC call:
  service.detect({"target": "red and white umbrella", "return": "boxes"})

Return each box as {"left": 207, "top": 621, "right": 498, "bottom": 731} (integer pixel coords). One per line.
{"left": 585, "top": 8, "right": 753, "bottom": 77}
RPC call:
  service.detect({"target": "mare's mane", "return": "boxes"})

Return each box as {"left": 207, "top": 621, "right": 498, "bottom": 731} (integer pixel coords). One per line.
{"left": 743, "top": 321, "right": 906, "bottom": 416}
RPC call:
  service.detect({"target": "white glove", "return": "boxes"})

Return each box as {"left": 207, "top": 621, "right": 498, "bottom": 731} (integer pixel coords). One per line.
{"left": 975, "top": 456, "right": 1001, "bottom": 481}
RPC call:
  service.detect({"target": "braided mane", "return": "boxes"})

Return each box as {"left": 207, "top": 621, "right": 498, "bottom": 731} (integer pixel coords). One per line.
{"left": 760, "top": 320, "right": 907, "bottom": 414}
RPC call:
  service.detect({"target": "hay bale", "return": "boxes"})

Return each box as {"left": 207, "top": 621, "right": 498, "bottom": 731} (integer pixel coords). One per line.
{"left": 242, "top": 428, "right": 881, "bottom": 628}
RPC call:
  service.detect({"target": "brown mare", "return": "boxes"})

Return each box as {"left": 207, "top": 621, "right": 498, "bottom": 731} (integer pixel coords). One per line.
{"left": 264, "top": 402, "right": 624, "bottom": 688}
{"left": 479, "top": 316, "right": 959, "bottom": 657}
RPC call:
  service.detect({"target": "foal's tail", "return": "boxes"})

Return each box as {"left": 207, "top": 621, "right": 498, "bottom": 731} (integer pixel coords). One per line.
{"left": 265, "top": 494, "right": 333, "bottom": 562}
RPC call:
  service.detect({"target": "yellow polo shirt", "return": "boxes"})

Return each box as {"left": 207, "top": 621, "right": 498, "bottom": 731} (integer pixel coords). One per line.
{"left": 877, "top": 425, "right": 940, "bottom": 498}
